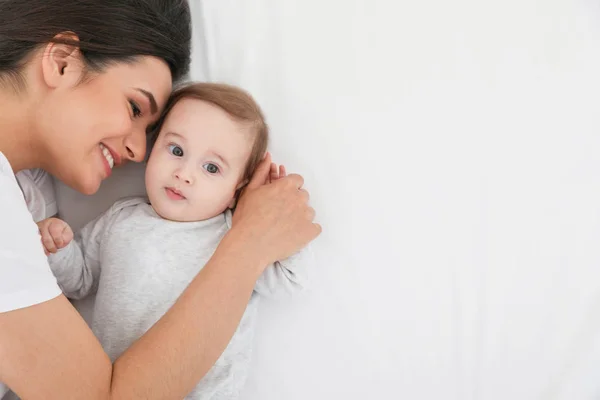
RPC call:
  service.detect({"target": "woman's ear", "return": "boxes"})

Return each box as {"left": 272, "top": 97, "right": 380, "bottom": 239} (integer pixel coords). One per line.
{"left": 41, "top": 32, "right": 85, "bottom": 89}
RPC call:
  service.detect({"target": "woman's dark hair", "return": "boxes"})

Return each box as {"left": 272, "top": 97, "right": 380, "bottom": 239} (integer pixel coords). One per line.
{"left": 0, "top": 0, "right": 191, "bottom": 87}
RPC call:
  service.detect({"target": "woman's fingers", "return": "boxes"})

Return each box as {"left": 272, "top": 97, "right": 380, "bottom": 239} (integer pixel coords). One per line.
{"left": 313, "top": 223, "right": 322, "bottom": 235}
{"left": 285, "top": 173, "right": 304, "bottom": 189}
{"left": 299, "top": 188, "right": 310, "bottom": 203}
{"left": 306, "top": 207, "right": 316, "bottom": 221}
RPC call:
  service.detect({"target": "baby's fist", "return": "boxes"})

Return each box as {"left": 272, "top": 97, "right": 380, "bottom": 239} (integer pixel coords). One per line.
{"left": 37, "top": 217, "right": 73, "bottom": 255}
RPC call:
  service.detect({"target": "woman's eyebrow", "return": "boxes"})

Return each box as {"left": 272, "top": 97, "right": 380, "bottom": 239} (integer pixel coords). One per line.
{"left": 135, "top": 88, "right": 158, "bottom": 114}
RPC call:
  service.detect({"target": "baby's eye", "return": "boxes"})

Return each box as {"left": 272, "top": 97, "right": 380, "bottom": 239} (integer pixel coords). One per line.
{"left": 203, "top": 163, "right": 219, "bottom": 174}
{"left": 168, "top": 144, "right": 184, "bottom": 157}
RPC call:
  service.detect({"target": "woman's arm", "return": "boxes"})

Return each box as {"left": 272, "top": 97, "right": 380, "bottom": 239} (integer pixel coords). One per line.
{"left": 0, "top": 238, "right": 262, "bottom": 399}
{"left": 0, "top": 155, "right": 321, "bottom": 400}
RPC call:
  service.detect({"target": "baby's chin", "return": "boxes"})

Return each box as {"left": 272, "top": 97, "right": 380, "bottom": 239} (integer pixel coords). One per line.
{"left": 149, "top": 199, "right": 208, "bottom": 222}
{"left": 153, "top": 208, "right": 187, "bottom": 222}
{"left": 150, "top": 199, "right": 228, "bottom": 223}
{"left": 147, "top": 198, "right": 182, "bottom": 222}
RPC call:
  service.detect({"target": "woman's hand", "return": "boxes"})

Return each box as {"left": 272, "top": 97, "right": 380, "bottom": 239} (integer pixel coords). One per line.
{"left": 231, "top": 154, "right": 321, "bottom": 268}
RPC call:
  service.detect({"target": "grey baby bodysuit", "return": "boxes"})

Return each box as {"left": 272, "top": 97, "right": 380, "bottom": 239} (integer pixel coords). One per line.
{"left": 48, "top": 197, "right": 308, "bottom": 399}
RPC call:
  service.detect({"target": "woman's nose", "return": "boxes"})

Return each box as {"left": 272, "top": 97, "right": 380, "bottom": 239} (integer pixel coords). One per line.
{"left": 123, "top": 127, "right": 147, "bottom": 163}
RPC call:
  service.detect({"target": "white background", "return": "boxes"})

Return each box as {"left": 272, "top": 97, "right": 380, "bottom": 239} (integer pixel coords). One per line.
{"left": 188, "top": 1, "right": 600, "bottom": 399}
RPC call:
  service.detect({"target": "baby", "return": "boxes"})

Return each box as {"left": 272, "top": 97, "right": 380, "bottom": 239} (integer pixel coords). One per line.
{"left": 37, "top": 83, "right": 309, "bottom": 399}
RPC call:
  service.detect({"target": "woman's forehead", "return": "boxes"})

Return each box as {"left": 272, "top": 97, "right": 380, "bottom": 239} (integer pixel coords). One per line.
{"left": 105, "top": 56, "right": 172, "bottom": 109}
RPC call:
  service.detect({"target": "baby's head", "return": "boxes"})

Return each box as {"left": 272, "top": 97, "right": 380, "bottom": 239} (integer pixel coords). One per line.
{"left": 145, "top": 82, "right": 269, "bottom": 222}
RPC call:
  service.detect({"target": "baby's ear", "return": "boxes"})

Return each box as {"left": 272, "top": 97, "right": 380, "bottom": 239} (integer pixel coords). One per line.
{"left": 236, "top": 179, "right": 249, "bottom": 190}
{"left": 229, "top": 180, "right": 249, "bottom": 209}
{"left": 228, "top": 197, "right": 237, "bottom": 209}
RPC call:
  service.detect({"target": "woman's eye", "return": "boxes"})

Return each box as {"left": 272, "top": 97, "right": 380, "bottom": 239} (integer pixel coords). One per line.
{"left": 168, "top": 144, "right": 184, "bottom": 157}
{"left": 129, "top": 100, "right": 142, "bottom": 118}
{"left": 203, "top": 163, "right": 219, "bottom": 174}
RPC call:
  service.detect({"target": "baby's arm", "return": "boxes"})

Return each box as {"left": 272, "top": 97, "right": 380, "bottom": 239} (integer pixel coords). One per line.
{"left": 253, "top": 247, "right": 312, "bottom": 299}
{"left": 16, "top": 168, "right": 58, "bottom": 222}
{"left": 40, "top": 211, "right": 110, "bottom": 300}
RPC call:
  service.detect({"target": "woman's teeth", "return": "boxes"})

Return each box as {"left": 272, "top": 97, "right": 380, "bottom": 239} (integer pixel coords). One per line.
{"left": 100, "top": 144, "right": 114, "bottom": 169}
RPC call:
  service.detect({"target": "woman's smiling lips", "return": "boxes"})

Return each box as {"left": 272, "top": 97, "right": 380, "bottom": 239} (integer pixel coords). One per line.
{"left": 99, "top": 143, "right": 122, "bottom": 178}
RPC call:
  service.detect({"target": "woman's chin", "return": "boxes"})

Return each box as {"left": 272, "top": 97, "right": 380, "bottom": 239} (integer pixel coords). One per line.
{"left": 48, "top": 162, "right": 103, "bottom": 195}
{"left": 68, "top": 174, "right": 102, "bottom": 196}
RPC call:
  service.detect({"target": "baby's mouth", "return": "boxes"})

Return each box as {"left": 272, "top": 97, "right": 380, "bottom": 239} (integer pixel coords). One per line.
{"left": 165, "top": 187, "right": 186, "bottom": 200}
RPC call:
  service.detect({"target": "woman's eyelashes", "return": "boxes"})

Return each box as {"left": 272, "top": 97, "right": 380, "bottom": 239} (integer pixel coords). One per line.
{"left": 129, "top": 100, "right": 142, "bottom": 118}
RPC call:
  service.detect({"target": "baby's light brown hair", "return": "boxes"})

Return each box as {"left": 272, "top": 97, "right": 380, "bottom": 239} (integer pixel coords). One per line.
{"left": 149, "top": 82, "right": 269, "bottom": 189}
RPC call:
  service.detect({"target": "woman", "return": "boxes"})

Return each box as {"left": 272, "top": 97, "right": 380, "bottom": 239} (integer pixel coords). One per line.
{"left": 0, "top": 1, "right": 320, "bottom": 399}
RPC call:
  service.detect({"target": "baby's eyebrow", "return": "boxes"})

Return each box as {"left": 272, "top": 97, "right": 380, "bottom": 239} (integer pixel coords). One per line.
{"left": 209, "top": 151, "right": 229, "bottom": 169}
{"left": 164, "top": 131, "right": 187, "bottom": 142}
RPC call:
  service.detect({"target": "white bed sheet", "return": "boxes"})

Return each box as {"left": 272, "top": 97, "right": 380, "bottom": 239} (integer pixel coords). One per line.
{"left": 52, "top": 0, "right": 600, "bottom": 398}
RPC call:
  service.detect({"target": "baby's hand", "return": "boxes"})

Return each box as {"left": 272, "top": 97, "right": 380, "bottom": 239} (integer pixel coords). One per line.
{"left": 37, "top": 217, "right": 74, "bottom": 255}
{"left": 269, "top": 163, "right": 287, "bottom": 183}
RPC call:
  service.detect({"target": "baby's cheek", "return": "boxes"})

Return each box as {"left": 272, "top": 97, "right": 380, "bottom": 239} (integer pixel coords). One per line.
{"left": 206, "top": 190, "right": 232, "bottom": 210}
{"left": 204, "top": 190, "right": 236, "bottom": 215}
